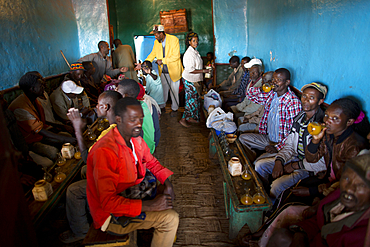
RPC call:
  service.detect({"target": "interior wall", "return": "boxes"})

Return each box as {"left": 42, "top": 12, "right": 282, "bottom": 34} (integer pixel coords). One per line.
{"left": 108, "top": 0, "right": 213, "bottom": 56}
{"left": 0, "top": 0, "right": 80, "bottom": 90}
{"left": 71, "top": 0, "right": 110, "bottom": 58}
{"left": 214, "top": 0, "right": 370, "bottom": 112}
{"left": 213, "top": 0, "right": 248, "bottom": 63}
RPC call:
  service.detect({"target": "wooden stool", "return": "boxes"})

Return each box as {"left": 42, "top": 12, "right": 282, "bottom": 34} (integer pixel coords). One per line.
{"left": 82, "top": 225, "right": 137, "bottom": 246}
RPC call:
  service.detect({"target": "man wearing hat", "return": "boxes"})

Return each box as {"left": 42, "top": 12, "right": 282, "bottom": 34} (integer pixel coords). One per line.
{"left": 136, "top": 25, "right": 183, "bottom": 116}
{"left": 267, "top": 153, "right": 370, "bottom": 247}
{"left": 252, "top": 82, "right": 328, "bottom": 202}
{"left": 64, "top": 63, "right": 86, "bottom": 85}
{"left": 78, "top": 41, "right": 128, "bottom": 86}
{"left": 50, "top": 80, "right": 90, "bottom": 121}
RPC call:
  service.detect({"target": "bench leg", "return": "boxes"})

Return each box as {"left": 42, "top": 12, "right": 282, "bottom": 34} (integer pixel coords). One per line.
{"left": 228, "top": 205, "right": 264, "bottom": 239}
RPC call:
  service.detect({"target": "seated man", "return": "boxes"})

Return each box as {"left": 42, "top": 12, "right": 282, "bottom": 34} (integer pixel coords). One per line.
{"left": 267, "top": 153, "right": 370, "bottom": 247}
{"left": 50, "top": 80, "right": 90, "bottom": 122}
{"left": 254, "top": 82, "right": 328, "bottom": 201}
{"left": 59, "top": 91, "right": 122, "bottom": 244}
{"left": 80, "top": 61, "right": 101, "bottom": 106}
{"left": 78, "top": 41, "right": 128, "bottom": 86}
{"left": 223, "top": 62, "right": 263, "bottom": 111}
{"left": 239, "top": 68, "right": 302, "bottom": 153}
{"left": 236, "top": 71, "right": 273, "bottom": 132}
{"left": 115, "top": 79, "right": 156, "bottom": 153}
{"left": 142, "top": 60, "right": 165, "bottom": 108}
{"left": 8, "top": 72, "right": 76, "bottom": 162}
{"left": 86, "top": 97, "right": 178, "bottom": 246}
{"left": 215, "top": 56, "right": 243, "bottom": 93}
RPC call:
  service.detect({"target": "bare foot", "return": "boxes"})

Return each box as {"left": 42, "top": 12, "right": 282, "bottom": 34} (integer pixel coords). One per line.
{"left": 179, "top": 118, "right": 190, "bottom": 127}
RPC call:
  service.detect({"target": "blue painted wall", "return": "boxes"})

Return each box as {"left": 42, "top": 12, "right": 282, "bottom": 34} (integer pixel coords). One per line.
{"left": 213, "top": 0, "right": 248, "bottom": 63}
{"left": 0, "top": 0, "right": 80, "bottom": 90}
{"left": 214, "top": 0, "right": 370, "bottom": 113}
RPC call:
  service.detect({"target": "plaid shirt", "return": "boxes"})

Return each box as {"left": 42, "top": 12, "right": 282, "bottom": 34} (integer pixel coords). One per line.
{"left": 247, "top": 86, "right": 302, "bottom": 150}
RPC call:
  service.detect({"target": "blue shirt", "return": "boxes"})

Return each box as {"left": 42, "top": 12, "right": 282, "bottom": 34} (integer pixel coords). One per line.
{"left": 267, "top": 94, "right": 281, "bottom": 143}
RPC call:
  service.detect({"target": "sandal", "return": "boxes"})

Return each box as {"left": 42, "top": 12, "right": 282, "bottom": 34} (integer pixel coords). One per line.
{"left": 59, "top": 230, "right": 86, "bottom": 244}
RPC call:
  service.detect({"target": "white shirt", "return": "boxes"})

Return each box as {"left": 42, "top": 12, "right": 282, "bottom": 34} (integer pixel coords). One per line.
{"left": 182, "top": 46, "right": 203, "bottom": 82}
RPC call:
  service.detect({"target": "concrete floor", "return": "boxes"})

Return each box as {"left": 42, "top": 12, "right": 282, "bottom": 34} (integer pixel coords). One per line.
{"left": 37, "top": 105, "right": 248, "bottom": 246}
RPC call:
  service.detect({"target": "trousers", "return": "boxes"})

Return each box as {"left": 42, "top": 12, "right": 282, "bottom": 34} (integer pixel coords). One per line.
{"left": 160, "top": 73, "right": 179, "bottom": 111}
{"left": 239, "top": 133, "right": 273, "bottom": 150}
{"left": 107, "top": 209, "right": 179, "bottom": 247}
{"left": 66, "top": 179, "right": 90, "bottom": 237}
{"left": 254, "top": 154, "right": 310, "bottom": 199}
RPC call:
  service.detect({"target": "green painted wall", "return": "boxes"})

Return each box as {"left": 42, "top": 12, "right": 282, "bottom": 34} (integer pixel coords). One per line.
{"left": 108, "top": 0, "right": 213, "bottom": 56}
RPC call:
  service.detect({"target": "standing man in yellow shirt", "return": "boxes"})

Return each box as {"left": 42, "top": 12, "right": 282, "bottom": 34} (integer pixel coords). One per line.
{"left": 136, "top": 25, "right": 183, "bottom": 116}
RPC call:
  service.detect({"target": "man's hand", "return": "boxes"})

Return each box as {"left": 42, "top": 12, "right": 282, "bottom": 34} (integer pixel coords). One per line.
{"left": 63, "top": 125, "right": 75, "bottom": 135}
{"left": 156, "top": 59, "right": 163, "bottom": 66}
{"left": 119, "top": 67, "right": 128, "bottom": 73}
{"left": 302, "top": 203, "right": 319, "bottom": 219}
{"left": 265, "top": 145, "right": 278, "bottom": 153}
{"left": 67, "top": 108, "right": 86, "bottom": 133}
{"left": 134, "top": 63, "right": 142, "bottom": 71}
{"left": 272, "top": 160, "right": 284, "bottom": 179}
{"left": 141, "top": 194, "right": 173, "bottom": 212}
{"left": 163, "top": 179, "right": 175, "bottom": 200}
{"left": 311, "top": 127, "right": 326, "bottom": 144}
{"left": 283, "top": 162, "right": 296, "bottom": 174}
{"left": 291, "top": 186, "right": 310, "bottom": 197}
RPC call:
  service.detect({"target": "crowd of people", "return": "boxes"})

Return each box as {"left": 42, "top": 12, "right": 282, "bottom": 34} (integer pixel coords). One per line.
{"left": 213, "top": 51, "right": 370, "bottom": 246}
{"left": 3, "top": 23, "right": 370, "bottom": 247}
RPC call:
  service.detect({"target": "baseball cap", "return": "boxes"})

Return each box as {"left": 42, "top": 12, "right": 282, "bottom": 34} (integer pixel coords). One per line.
{"left": 244, "top": 58, "right": 262, "bottom": 69}
{"left": 70, "top": 63, "right": 85, "bottom": 71}
{"left": 301, "top": 82, "right": 328, "bottom": 99}
{"left": 61, "top": 80, "right": 84, "bottom": 94}
{"left": 150, "top": 25, "right": 165, "bottom": 34}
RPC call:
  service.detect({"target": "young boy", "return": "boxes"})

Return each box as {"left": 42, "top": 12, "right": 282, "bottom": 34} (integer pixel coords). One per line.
{"left": 142, "top": 60, "right": 165, "bottom": 108}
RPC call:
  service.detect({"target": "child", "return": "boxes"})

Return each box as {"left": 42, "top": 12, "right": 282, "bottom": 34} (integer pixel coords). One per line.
{"left": 142, "top": 60, "right": 165, "bottom": 109}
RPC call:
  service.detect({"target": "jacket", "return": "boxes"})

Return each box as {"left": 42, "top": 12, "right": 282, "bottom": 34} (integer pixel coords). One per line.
{"left": 306, "top": 127, "right": 367, "bottom": 180}
{"left": 276, "top": 108, "right": 326, "bottom": 174}
{"left": 298, "top": 188, "right": 370, "bottom": 247}
{"left": 146, "top": 34, "right": 183, "bottom": 82}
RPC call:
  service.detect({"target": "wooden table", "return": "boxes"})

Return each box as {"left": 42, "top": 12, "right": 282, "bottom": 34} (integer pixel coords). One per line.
{"left": 26, "top": 118, "right": 108, "bottom": 229}
{"left": 209, "top": 129, "right": 272, "bottom": 239}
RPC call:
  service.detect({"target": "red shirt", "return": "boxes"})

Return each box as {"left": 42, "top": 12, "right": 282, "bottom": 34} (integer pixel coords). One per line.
{"left": 86, "top": 127, "right": 173, "bottom": 228}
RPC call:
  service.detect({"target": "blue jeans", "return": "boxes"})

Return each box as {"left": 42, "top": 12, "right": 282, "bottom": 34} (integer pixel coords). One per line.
{"left": 254, "top": 154, "right": 310, "bottom": 200}
{"left": 66, "top": 179, "right": 89, "bottom": 237}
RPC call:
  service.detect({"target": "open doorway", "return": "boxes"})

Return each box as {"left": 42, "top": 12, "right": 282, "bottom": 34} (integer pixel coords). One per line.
{"left": 134, "top": 35, "right": 159, "bottom": 75}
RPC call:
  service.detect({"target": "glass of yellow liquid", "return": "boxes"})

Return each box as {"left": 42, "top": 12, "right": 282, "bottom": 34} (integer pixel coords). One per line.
{"left": 241, "top": 169, "right": 252, "bottom": 180}
{"left": 240, "top": 189, "right": 253, "bottom": 205}
{"left": 253, "top": 190, "right": 266, "bottom": 204}
{"left": 54, "top": 167, "right": 66, "bottom": 183}
{"left": 262, "top": 83, "right": 274, "bottom": 93}
{"left": 97, "top": 118, "right": 105, "bottom": 131}
{"left": 56, "top": 153, "right": 66, "bottom": 166}
{"left": 307, "top": 122, "right": 325, "bottom": 135}
{"left": 87, "top": 125, "right": 97, "bottom": 141}
{"left": 74, "top": 146, "right": 82, "bottom": 160}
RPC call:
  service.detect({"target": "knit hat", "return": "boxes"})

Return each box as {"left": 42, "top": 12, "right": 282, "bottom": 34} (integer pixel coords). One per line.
{"left": 61, "top": 80, "right": 84, "bottom": 94}
{"left": 70, "top": 63, "right": 85, "bottom": 71}
{"left": 301, "top": 82, "right": 328, "bottom": 99}
{"left": 345, "top": 152, "right": 370, "bottom": 188}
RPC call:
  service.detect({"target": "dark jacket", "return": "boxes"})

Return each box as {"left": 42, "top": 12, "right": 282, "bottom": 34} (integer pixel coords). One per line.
{"left": 305, "top": 127, "right": 367, "bottom": 180}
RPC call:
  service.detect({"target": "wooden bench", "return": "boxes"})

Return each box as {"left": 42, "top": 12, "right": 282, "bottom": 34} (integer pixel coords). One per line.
{"left": 82, "top": 225, "right": 137, "bottom": 247}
